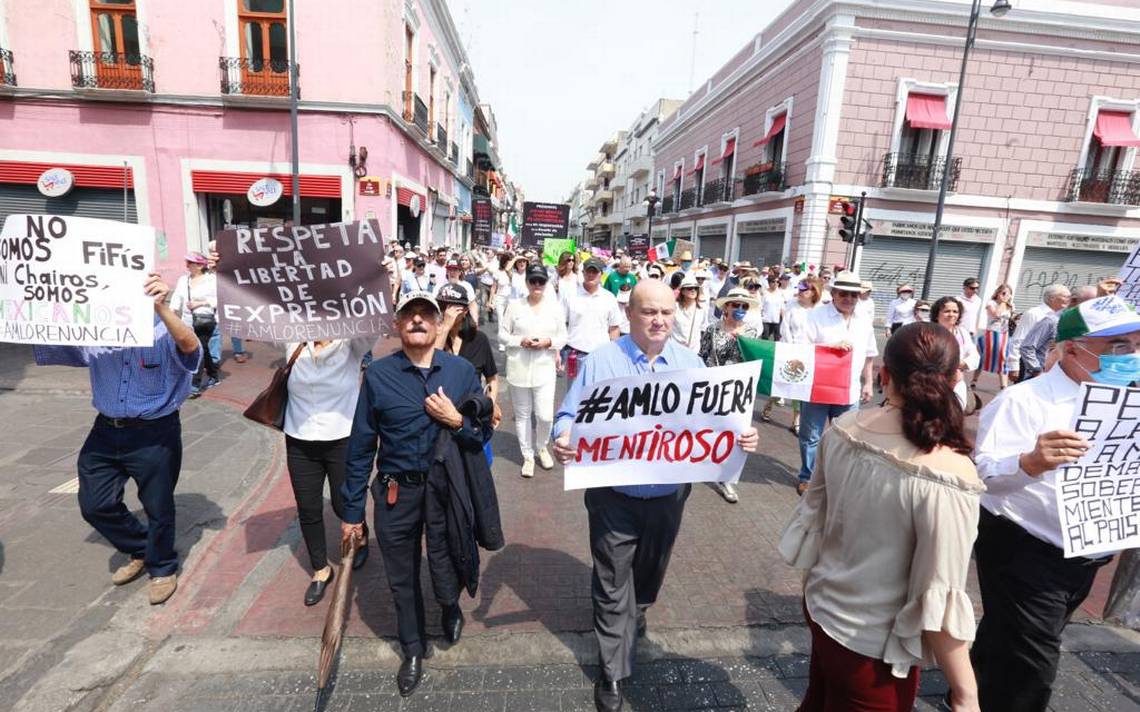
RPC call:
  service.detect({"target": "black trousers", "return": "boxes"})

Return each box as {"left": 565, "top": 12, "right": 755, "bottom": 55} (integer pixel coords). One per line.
{"left": 761, "top": 322, "right": 780, "bottom": 340}
{"left": 971, "top": 509, "right": 1111, "bottom": 712}
{"left": 371, "top": 476, "right": 452, "bottom": 658}
{"left": 77, "top": 412, "right": 182, "bottom": 577}
{"left": 585, "top": 485, "right": 690, "bottom": 681}
{"left": 284, "top": 435, "right": 349, "bottom": 571}
{"left": 191, "top": 320, "right": 218, "bottom": 383}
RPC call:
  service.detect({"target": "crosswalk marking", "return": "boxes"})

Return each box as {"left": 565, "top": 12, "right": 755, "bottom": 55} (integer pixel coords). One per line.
{"left": 49, "top": 478, "right": 80, "bottom": 494}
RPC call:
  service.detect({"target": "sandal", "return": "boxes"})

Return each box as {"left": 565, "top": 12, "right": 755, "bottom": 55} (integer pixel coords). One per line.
{"left": 234, "top": 353, "right": 249, "bottom": 364}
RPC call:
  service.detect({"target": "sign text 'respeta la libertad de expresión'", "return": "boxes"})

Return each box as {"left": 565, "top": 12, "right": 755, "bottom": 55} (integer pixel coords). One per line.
{"left": 215, "top": 219, "right": 395, "bottom": 342}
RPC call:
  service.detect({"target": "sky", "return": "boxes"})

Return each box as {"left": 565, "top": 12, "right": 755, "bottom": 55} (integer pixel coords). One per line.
{"left": 448, "top": 0, "right": 798, "bottom": 203}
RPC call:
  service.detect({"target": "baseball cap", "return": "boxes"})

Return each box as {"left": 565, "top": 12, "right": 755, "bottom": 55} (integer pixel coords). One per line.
{"left": 1056, "top": 296, "right": 1140, "bottom": 342}
{"left": 436, "top": 281, "right": 475, "bottom": 305}
{"left": 396, "top": 289, "right": 440, "bottom": 314}
{"left": 525, "top": 264, "right": 549, "bottom": 283}
{"left": 445, "top": 258, "right": 461, "bottom": 270}
{"left": 584, "top": 257, "right": 606, "bottom": 272}
{"left": 778, "top": 273, "right": 791, "bottom": 282}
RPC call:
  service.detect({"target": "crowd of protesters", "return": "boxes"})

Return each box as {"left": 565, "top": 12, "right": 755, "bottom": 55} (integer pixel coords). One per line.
{"left": 42, "top": 224, "right": 1138, "bottom": 712}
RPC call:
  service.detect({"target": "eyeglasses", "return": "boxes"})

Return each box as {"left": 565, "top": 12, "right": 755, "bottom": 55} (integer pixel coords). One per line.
{"left": 527, "top": 278, "right": 547, "bottom": 286}
{"left": 1077, "top": 339, "right": 1139, "bottom": 356}
{"left": 649, "top": 274, "right": 661, "bottom": 279}
{"left": 726, "top": 302, "right": 750, "bottom": 310}
{"left": 833, "top": 291, "right": 858, "bottom": 299}
{"left": 745, "top": 285, "right": 761, "bottom": 291}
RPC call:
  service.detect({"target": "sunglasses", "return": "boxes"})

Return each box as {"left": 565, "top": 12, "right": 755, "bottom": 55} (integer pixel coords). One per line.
{"left": 745, "top": 285, "right": 761, "bottom": 290}
{"left": 726, "top": 302, "right": 750, "bottom": 310}
{"left": 527, "top": 278, "right": 548, "bottom": 286}
{"left": 649, "top": 274, "right": 661, "bottom": 279}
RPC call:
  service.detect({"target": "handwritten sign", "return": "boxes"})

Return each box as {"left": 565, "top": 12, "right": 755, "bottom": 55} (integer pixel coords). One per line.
{"left": 1117, "top": 243, "right": 1140, "bottom": 310}
{"left": 215, "top": 219, "right": 395, "bottom": 343}
{"left": 564, "top": 362, "right": 762, "bottom": 490}
{"left": 1057, "top": 383, "right": 1140, "bottom": 558}
{"left": 0, "top": 214, "right": 154, "bottom": 347}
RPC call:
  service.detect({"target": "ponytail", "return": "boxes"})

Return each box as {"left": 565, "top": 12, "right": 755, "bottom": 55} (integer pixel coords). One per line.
{"left": 884, "top": 323, "right": 972, "bottom": 455}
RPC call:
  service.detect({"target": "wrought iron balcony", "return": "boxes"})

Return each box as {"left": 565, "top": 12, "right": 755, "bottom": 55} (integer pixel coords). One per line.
{"left": 679, "top": 187, "right": 698, "bottom": 210}
{"left": 436, "top": 124, "right": 448, "bottom": 148}
{"left": 0, "top": 48, "right": 16, "bottom": 87}
{"left": 738, "top": 163, "right": 787, "bottom": 196}
{"left": 881, "top": 153, "right": 960, "bottom": 191}
{"left": 219, "top": 57, "right": 293, "bottom": 97}
{"left": 450, "top": 141, "right": 459, "bottom": 165}
{"left": 70, "top": 50, "right": 154, "bottom": 92}
{"left": 661, "top": 195, "right": 675, "bottom": 214}
{"left": 412, "top": 95, "right": 430, "bottom": 135}
{"left": 1067, "top": 167, "right": 1140, "bottom": 206}
{"left": 700, "top": 177, "right": 734, "bottom": 206}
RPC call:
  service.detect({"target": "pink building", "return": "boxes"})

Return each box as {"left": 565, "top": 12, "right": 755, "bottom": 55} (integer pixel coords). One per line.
{"left": 0, "top": 0, "right": 501, "bottom": 279}
{"left": 652, "top": 0, "right": 1140, "bottom": 323}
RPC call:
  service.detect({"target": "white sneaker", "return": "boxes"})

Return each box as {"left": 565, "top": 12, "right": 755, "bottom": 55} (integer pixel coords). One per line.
{"left": 498, "top": 343, "right": 506, "bottom": 353}
{"left": 521, "top": 458, "right": 535, "bottom": 478}
{"left": 719, "top": 482, "right": 739, "bottom": 503}
{"left": 537, "top": 448, "right": 554, "bottom": 470}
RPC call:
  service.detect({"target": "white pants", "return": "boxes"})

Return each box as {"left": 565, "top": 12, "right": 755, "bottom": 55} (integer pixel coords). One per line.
{"left": 510, "top": 380, "right": 556, "bottom": 459}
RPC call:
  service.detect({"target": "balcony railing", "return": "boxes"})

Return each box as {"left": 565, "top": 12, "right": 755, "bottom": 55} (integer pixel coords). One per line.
{"left": 661, "top": 195, "right": 675, "bottom": 214}
{"left": 679, "top": 187, "right": 698, "bottom": 210}
{"left": 413, "top": 95, "right": 430, "bottom": 135}
{"left": 1, "top": 48, "right": 16, "bottom": 87}
{"left": 450, "top": 141, "right": 459, "bottom": 165}
{"left": 881, "top": 153, "right": 960, "bottom": 191}
{"left": 436, "top": 124, "right": 448, "bottom": 149}
{"left": 1067, "top": 167, "right": 1140, "bottom": 206}
{"left": 700, "top": 177, "right": 734, "bottom": 206}
{"left": 70, "top": 50, "right": 154, "bottom": 92}
{"left": 219, "top": 57, "right": 293, "bottom": 97}
{"left": 738, "top": 163, "right": 787, "bottom": 196}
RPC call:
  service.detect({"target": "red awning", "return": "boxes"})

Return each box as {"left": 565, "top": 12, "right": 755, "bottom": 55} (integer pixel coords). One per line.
{"left": 191, "top": 170, "right": 340, "bottom": 197}
{"left": 753, "top": 113, "right": 787, "bottom": 147}
{"left": 396, "top": 187, "right": 426, "bottom": 208}
{"left": 689, "top": 154, "right": 705, "bottom": 175}
{"left": 905, "top": 93, "right": 952, "bottom": 130}
{"left": 672, "top": 165, "right": 683, "bottom": 181}
{"left": 1094, "top": 110, "right": 1140, "bottom": 148}
{"left": 712, "top": 137, "right": 736, "bottom": 164}
{"left": 0, "top": 161, "right": 134, "bottom": 188}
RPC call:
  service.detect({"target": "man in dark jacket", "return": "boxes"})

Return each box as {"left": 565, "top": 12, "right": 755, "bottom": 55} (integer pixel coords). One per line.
{"left": 341, "top": 290, "right": 484, "bottom": 697}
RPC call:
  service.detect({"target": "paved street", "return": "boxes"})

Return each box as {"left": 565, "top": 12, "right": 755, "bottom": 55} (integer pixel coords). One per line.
{"left": 1, "top": 338, "right": 1139, "bottom": 711}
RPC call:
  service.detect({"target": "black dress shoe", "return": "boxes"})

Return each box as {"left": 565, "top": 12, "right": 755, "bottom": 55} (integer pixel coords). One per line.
{"left": 594, "top": 678, "right": 623, "bottom": 712}
{"left": 442, "top": 604, "right": 464, "bottom": 644}
{"left": 303, "top": 570, "right": 333, "bottom": 607}
{"left": 397, "top": 655, "right": 423, "bottom": 697}
{"left": 352, "top": 541, "right": 369, "bottom": 570}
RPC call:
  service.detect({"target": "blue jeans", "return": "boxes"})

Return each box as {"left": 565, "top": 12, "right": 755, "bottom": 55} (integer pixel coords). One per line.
{"left": 208, "top": 325, "right": 245, "bottom": 364}
{"left": 797, "top": 401, "right": 857, "bottom": 482}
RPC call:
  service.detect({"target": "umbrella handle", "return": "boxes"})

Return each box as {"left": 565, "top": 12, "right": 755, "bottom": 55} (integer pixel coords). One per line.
{"left": 340, "top": 533, "right": 360, "bottom": 561}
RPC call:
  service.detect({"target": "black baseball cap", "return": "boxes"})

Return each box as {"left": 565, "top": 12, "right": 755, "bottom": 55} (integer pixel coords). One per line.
{"left": 525, "top": 264, "right": 549, "bottom": 283}
{"left": 584, "top": 257, "right": 606, "bottom": 272}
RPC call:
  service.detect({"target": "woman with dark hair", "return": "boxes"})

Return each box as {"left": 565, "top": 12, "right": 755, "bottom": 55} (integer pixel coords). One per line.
{"left": 780, "top": 322, "right": 982, "bottom": 712}
{"left": 555, "top": 251, "right": 580, "bottom": 295}
{"left": 932, "top": 296, "right": 980, "bottom": 410}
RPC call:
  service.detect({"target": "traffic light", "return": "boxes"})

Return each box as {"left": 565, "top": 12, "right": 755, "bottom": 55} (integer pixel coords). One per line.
{"left": 839, "top": 201, "right": 857, "bottom": 243}
{"left": 860, "top": 218, "right": 874, "bottom": 246}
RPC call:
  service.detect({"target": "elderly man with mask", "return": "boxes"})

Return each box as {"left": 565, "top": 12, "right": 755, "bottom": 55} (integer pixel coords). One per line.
{"left": 970, "top": 295, "right": 1140, "bottom": 711}
{"left": 553, "top": 280, "right": 759, "bottom": 712}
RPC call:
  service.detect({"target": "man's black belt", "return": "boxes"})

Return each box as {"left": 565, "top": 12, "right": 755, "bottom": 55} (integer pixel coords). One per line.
{"left": 382, "top": 471, "right": 428, "bottom": 486}
{"left": 96, "top": 411, "right": 177, "bottom": 429}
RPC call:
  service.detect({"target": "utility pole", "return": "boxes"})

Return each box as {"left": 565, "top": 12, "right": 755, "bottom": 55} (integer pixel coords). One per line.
{"left": 287, "top": 0, "right": 301, "bottom": 226}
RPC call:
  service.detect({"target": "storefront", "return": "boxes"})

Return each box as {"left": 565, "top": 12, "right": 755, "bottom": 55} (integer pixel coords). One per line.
{"left": 696, "top": 222, "right": 728, "bottom": 263}
{"left": 192, "top": 170, "right": 341, "bottom": 236}
{"left": 0, "top": 162, "right": 137, "bottom": 227}
{"left": 735, "top": 217, "right": 787, "bottom": 267}
{"left": 395, "top": 186, "right": 427, "bottom": 248}
{"left": 1014, "top": 226, "right": 1139, "bottom": 307}
{"left": 857, "top": 218, "right": 995, "bottom": 324}
{"left": 431, "top": 196, "right": 450, "bottom": 246}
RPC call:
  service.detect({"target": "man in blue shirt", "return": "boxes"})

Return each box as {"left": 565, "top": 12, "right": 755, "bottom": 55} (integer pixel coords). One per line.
{"left": 34, "top": 273, "right": 201, "bottom": 606}
{"left": 340, "top": 289, "right": 484, "bottom": 698}
{"left": 553, "top": 279, "right": 758, "bottom": 712}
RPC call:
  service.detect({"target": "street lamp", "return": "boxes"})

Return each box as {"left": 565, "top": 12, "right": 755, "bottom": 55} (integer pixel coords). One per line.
{"left": 645, "top": 188, "right": 659, "bottom": 251}
{"left": 580, "top": 217, "right": 589, "bottom": 244}
{"left": 921, "top": 0, "right": 1010, "bottom": 300}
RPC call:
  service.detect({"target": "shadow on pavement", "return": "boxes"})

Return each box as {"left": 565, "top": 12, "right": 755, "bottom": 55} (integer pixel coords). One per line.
{"left": 83, "top": 492, "right": 226, "bottom": 573}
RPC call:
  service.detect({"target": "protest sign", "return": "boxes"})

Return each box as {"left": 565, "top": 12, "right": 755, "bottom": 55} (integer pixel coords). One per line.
{"left": 472, "top": 197, "right": 493, "bottom": 246}
{"left": 215, "top": 219, "right": 394, "bottom": 343}
{"left": 1117, "top": 243, "right": 1140, "bottom": 310}
{"left": 542, "top": 237, "right": 576, "bottom": 266}
{"left": 520, "top": 202, "right": 570, "bottom": 250}
{"left": 564, "top": 361, "right": 762, "bottom": 490}
{"left": 1057, "top": 382, "right": 1140, "bottom": 558}
{"left": 627, "top": 234, "right": 649, "bottom": 260}
{"left": 0, "top": 214, "right": 154, "bottom": 347}
{"left": 674, "top": 238, "right": 696, "bottom": 259}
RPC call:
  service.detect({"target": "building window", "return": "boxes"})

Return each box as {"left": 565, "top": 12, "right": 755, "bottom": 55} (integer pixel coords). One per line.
{"left": 404, "top": 26, "right": 414, "bottom": 120}
{"left": 429, "top": 66, "right": 436, "bottom": 138}
{"left": 239, "top": 0, "right": 287, "bottom": 71}
{"left": 1070, "top": 107, "right": 1140, "bottom": 205}
{"left": 884, "top": 92, "right": 954, "bottom": 190}
{"left": 90, "top": 0, "right": 140, "bottom": 58}
{"left": 671, "top": 163, "right": 683, "bottom": 208}
{"left": 1086, "top": 110, "right": 1138, "bottom": 175}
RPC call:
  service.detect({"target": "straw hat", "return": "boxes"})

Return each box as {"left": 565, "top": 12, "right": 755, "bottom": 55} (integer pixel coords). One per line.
{"left": 715, "top": 287, "right": 759, "bottom": 310}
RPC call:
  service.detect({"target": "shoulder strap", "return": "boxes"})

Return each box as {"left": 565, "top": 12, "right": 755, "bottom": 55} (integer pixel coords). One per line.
{"left": 285, "top": 343, "right": 306, "bottom": 369}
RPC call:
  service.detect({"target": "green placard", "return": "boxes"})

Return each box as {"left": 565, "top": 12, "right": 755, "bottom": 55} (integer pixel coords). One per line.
{"left": 542, "top": 237, "right": 576, "bottom": 266}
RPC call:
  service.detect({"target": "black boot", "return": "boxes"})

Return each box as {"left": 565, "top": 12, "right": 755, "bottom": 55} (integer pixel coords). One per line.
{"left": 594, "top": 678, "right": 623, "bottom": 712}
{"left": 397, "top": 655, "right": 423, "bottom": 697}
{"left": 442, "top": 604, "right": 465, "bottom": 644}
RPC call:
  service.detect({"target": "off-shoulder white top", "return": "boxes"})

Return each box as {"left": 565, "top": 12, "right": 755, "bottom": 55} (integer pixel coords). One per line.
{"left": 779, "top": 408, "right": 985, "bottom": 678}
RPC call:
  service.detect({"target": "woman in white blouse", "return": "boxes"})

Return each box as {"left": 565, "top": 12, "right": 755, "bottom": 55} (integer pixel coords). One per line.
{"left": 491, "top": 253, "right": 513, "bottom": 351}
{"left": 499, "top": 263, "right": 567, "bottom": 478}
{"left": 777, "top": 277, "right": 823, "bottom": 435}
{"left": 555, "top": 251, "right": 581, "bottom": 296}
{"left": 169, "top": 252, "right": 219, "bottom": 395}
{"left": 885, "top": 283, "right": 916, "bottom": 337}
{"left": 931, "top": 297, "right": 980, "bottom": 412}
{"left": 780, "top": 323, "right": 982, "bottom": 712}
{"left": 671, "top": 274, "right": 707, "bottom": 351}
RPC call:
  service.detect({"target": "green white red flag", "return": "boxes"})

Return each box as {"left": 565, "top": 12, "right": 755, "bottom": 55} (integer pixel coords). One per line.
{"left": 737, "top": 336, "right": 852, "bottom": 405}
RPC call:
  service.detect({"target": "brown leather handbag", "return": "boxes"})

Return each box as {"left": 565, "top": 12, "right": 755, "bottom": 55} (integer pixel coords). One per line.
{"left": 242, "top": 344, "right": 306, "bottom": 430}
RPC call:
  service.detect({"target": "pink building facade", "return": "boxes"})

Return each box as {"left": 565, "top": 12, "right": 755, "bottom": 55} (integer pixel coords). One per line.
{"left": 0, "top": 0, "right": 497, "bottom": 280}
{"left": 652, "top": 0, "right": 1140, "bottom": 323}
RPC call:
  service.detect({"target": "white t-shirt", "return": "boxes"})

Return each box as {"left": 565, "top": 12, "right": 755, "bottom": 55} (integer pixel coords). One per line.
{"left": 561, "top": 285, "right": 622, "bottom": 353}
{"left": 425, "top": 262, "right": 447, "bottom": 288}
{"left": 672, "top": 303, "right": 709, "bottom": 351}
{"left": 760, "top": 288, "right": 784, "bottom": 324}
{"left": 805, "top": 303, "right": 878, "bottom": 405}
{"left": 956, "top": 292, "right": 984, "bottom": 335}
{"left": 169, "top": 273, "right": 217, "bottom": 324}
{"left": 283, "top": 338, "right": 375, "bottom": 441}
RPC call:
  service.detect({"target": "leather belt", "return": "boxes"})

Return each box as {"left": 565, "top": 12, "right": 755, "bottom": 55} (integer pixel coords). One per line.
{"left": 383, "top": 471, "right": 427, "bottom": 486}
{"left": 96, "top": 412, "right": 177, "bottom": 429}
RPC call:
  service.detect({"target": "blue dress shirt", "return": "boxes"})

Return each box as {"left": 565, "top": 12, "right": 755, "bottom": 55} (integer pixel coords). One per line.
{"left": 33, "top": 318, "right": 201, "bottom": 419}
{"left": 553, "top": 334, "right": 706, "bottom": 498}
{"left": 341, "top": 348, "right": 484, "bottom": 524}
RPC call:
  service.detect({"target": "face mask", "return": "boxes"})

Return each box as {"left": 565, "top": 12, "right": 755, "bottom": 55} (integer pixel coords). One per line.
{"left": 731, "top": 308, "right": 748, "bottom": 322}
{"left": 1077, "top": 344, "right": 1140, "bottom": 387}
{"left": 681, "top": 261, "right": 692, "bottom": 270}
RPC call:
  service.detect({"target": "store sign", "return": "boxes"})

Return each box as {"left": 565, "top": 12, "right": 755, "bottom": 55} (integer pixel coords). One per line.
{"left": 671, "top": 228, "right": 692, "bottom": 239}
{"left": 247, "top": 177, "right": 283, "bottom": 207}
{"left": 698, "top": 223, "right": 728, "bottom": 236}
{"left": 37, "top": 168, "right": 74, "bottom": 198}
{"left": 408, "top": 194, "right": 422, "bottom": 218}
{"left": 874, "top": 220, "right": 995, "bottom": 243}
{"left": 358, "top": 176, "right": 381, "bottom": 196}
{"left": 737, "top": 218, "right": 786, "bottom": 235}
{"left": 794, "top": 196, "right": 805, "bottom": 214}
{"left": 828, "top": 196, "right": 849, "bottom": 214}
{"left": 1025, "top": 230, "right": 1138, "bottom": 253}
{"left": 520, "top": 201, "right": 571, "bottom": 249}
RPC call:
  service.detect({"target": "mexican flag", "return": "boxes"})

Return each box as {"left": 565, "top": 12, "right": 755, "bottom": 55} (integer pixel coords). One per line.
{"left": 738, "top": 336, "right": 853, "bottom": 405}
{"left": 648, "top": 242, "right": 670, "bottom": 262}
